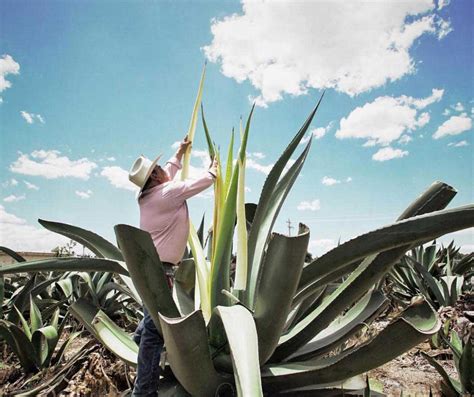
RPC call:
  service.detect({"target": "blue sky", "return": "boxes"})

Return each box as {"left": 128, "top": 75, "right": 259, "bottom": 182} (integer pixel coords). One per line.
{"left": 0, "top": 0, "right": 472, "bottom": 256}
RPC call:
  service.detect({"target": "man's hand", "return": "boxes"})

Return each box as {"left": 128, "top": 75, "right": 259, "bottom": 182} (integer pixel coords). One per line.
{"left": 209, "top": 158, "right": 218, "bottom": 178}
{"left": 176, "top": 135, "right": 192, "bottom": 161}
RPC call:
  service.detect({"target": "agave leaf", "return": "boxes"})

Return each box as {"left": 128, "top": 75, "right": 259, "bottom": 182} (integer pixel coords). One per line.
{"left": 234, "top": 157, "right": 248, "bottom": 290}
{"left": 214, "top": 305, "right": 264, "bottom": 397}
{"left": 172, "top": 281, "right": 195, "bottom": 316}
{"left": 0, "top": 257, "right": 128, "bottom": 276}
{"left": 114, "top": 224, "right": 180, "bottom": 332}
{"left": 421, "top": 351, "right": 462, "bottom": 394}
{"left": 181, "top": 64, "right": 206, "bottom": 180}
{"left": 159, "top": 310, "right": 230, "bottom": 397}
{"left": 298, "top": 204, "right": 474, "bottom": 289}
{"left": 0, "top": 246, "right": 26, "bottom": 262}
{"left": 117, "top": 273, "right": 142, "bottom": 305}
{"left": 14, "top": 305, "right": 32, "bottom": 340}
{"left": 459, "top": 338, "right": 473, "bottom": 393}
{"left": 174, "top": 258, "right": 196, "bottom": 294}
{"left": 286, "top": 291, "right": 389, "bottom": 362}
{"left": 38, "top": 219, "right": 123, "bottom": 261}
{"left": 30, "top": 295, "right": 43, "bottom": 333}
{"left": 188, "top": 222, "right": 212, "bottom": 322}
{"left": 0, "top": 319, "right": 39, "bottom": 372}
{"left": 287, "top": 286, "right": 327, "bottom": 332}
{"left": 224, "top": 129, "right": 235, "bottom": 198}
{"left": 263, "top": 299, "right": 439, "bottom": 392}
{"left": 254, "top": 225, "right": 310, "bottom": 364}
{"left": 210, "top": 105, "right": 254, "bottom": 312}
{"left": 201, "top": 103, "right": 216, "bottom": 159}
{"left": 245, "top": 96, "right": 324, "bottom": 308}
{"left": 51, "top": 330, "right": 82, "bottom": 366}
{"left": 405, "top": 255, "right": 445, "bottom": 305}
{"left": 31, "top": 325, "right": 58, "bottom": 366}
{"left": 69, "top": 298, "right": 138, "bottom": 366}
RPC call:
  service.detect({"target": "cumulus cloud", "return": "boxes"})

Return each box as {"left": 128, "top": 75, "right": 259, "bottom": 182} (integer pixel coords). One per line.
{"left": 246, "top": 158, "right": 273, "bottom": 175}
{"left": 438, "top": 0, "right": 450, "bottom": 10}
{"left": 448, "top": 140, "right": 469, "bottom": 147}
{"left": 0, "top": 205, "right": 69, "bottom": 252}
{"left": 452, "top": 102, "right": 465, "bottom": 112}
{"left": 372, "top": 147, "right": 409, "bottom": 161}
{"left": 321, "top": 176, "right": 340, "bottom": 186}
{"left": 204, "top": 1, "right": 449, "bottom": 106}
{"left": 10, "top": 150, "right": 97, "bottom": 180}
{"left": 250, "top": 152, "right": 265, "bottom": 159}
{"left": 301, "top": 123, "right": 332, "bottom": 144}
{"left": 433, "top": 113, "right": 472, "bottom": 139}
{"left": 20, "top": 110, "right": 45, "bottom": 124}
{"left": 336, "top": 89, "right": 442, "bottom": 146}
{"left": 297, "top": 199, "right": 321, "bottom": 211}
{"left": 398, "top": 135, "right": 413, "bottom": 144}
{"left": 24, "top": 181, "right": 39, "bottom": 190}
{"left": 0, "top": 55, "right": 20, "bottom": 99}
{"left": 75, "top": 190, "right": 93, "bottom": 199}
{"left": 346, "top": 177, "right": 353, "bottom": 183}
{"left": 100, "top": 166, "right": 137, "bottom": 192}
{"left": 309, "top": 238, "right": 337, "bottom": 256}
{"left": 3, "top": 194, "right": 26, "bottom": 203}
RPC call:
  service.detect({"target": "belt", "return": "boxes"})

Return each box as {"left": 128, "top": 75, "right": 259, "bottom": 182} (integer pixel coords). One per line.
{"left": 162, "top": 261, "right": 178, "bottom": 277}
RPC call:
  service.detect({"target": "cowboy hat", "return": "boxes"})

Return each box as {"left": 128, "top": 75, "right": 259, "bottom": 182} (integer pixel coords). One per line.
{"left": 128, "top": 153, "right": 163, "bottom": 195}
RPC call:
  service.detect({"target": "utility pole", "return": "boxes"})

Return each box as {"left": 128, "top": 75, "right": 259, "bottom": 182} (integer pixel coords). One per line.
{"left": 286, "top": 218, "right": 293, "bottom": 236}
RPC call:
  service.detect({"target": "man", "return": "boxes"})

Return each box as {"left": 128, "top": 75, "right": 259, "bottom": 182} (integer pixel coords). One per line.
{"left": 128, "top": 136, "right": 217, "bottom": 396}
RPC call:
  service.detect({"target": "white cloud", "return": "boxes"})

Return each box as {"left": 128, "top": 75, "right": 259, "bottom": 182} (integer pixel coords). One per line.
{"left": 448, "top": 140, "right": 469, "bottom": 147}
{"left": 24, "top": 181, "right": 39, "bottom": 190}
{"left": 100, "top": 166, "right": 137, "bottom": 192}
{"left": 20, "top": 110, "right": 44, "bottom": 124}
{"left": 297, "top": 199, "right": 321, "bottom": 211}
{"left": 250, "top": 152, "right": 265, "bottom": 159}
{"left": 0, "top": 55, "right": 20, "bottom": 96}
{"left": 171, "top": 141, "right": 181, "bottom": 149}
{"left": 346, "top": 177, "right": 353, "bottom": 183}
{"left": 433, "top": 113, "right": 472, "bottom": 139}
{"left": 301, "top": 123, "right": 332, "bottom": 144}
{"left": 0, "top": 205, "right": 69, "bottom": 252}
{"left": 10, "top": 150, "right": 97, "bottom": 180}
{"left": 442, "top": 108, "right": 451, "bottom": 116}
{"left": 309, "top": 238, "right": 337, "bottom": 256}
{"left": 451, "top": 102, "right": 464, "bottom": 112}
{"left": 2, "top": 179, "right": 18, "bottom": 188}
{"left": 438, "top": 0, "right": 450, "bottom": 11}
{"left": 372, "top": 147, "right": 409, "bottom": 161}
{"left": 321, "top": 176, "right": 340, "bottom": 186}
{"left": 336, "top": 90, "right": 442, "bottom": 146}
{"left": 436, "top": 18, "right": 452, "bottom": 39}
{"left": 204, "top": 1, "right": 448, "bottom": 106}
{"left": 106, "top": 156, "right": 116, "bottom": 162}
{"left": 245, "top": 186, "right": 251, "bottom": 192}
{"left": 3, "top": 194, "right": 26, "bottom": 203}
{"left": 246, "top": 158, "right": 273, "bottom": 175}
{"left": 75, "top": 190, "right": 93, "bottom": 199}
{"left": 11, "top": 178, "right": 18, "bottom": 186}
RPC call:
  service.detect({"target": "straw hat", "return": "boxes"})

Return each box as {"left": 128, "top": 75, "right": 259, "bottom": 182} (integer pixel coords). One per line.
{"left": 128, "top": 154, "right": 163, "bottom": 195}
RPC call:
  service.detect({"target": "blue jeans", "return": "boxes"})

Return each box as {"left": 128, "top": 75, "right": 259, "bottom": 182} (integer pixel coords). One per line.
{"left": 132, "top": 306, "right": 164, "bottom": 396}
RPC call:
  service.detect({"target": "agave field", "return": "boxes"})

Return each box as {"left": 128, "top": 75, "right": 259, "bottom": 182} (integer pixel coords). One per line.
{"left": 1, "top": 70, "right": 473, "bottom": 396}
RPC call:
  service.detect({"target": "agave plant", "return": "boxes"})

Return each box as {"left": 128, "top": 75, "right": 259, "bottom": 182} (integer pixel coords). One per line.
{"left": 422, "top": 330, "right": 473, "bottom": 396}
{"left": 0, "top": 296, "right": 80, "bottom": 373}
{"left": 389, "top": 241, "right": 473, "bottom": 309}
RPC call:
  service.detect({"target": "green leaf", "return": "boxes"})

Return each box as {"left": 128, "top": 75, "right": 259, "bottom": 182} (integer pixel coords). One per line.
{"left": 214, "top": 305, "right": 263, "bottom": 397}
{"left": 0, "top": 257, "right": 129, "bottom": 276}
{"left": 0, "top": 320, "right": 39, "bottom": 372}
{"left": 201, "top": 103, "right": 216, "bottom": 159}
{"left": 246, "top": 96, "right": 323, "bottom": 308}
{"left": 69, "top": 298, "right": 138, "bottom": 366}
{"left": 182, "top": 64, "right": 206, "bottom": 180}
{"left": 422, "top": 351, "right": 462, "bottom": 395}
{"left": 14, "top": 305, "right": 32, "bottom": 340}
{"left": 159, "top": 310, "right": 230, "bottom": 397}
{"left": 31, "top": 325, "right": 58, "bottom": 366}
{"left": 254, "top": 225, "right": 310, "bottom": 364}
{"left": 38, "top": 219, "right": 123, "bottom": 261}
{"left": 286, "top": 291, "right": 389, "bottom": 362}
{"left": 263, "top": 300, "right": 439, "bottom": 392}
{"left": 234, "top": 157, "right": 248, "bottom": 290}
{"left": 459, "top": 338, "right": 473, "bottom": 393}
{"left": 298, "top": 204, "right": 474, "bottom": 289}
{"left": 114, "top": 224, "right": 180, "bottom": 333}
{"left": 30, "top": 295, "right": 43, "bottom": 333}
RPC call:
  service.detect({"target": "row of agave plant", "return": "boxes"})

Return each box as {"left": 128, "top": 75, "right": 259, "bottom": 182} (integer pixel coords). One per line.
{"left": 1, "top": 68, "right": 473, "bottom": 396}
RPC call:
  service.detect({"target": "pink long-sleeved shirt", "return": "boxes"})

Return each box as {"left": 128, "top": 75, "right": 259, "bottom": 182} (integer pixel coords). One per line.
{"left": 138, "top": 156, "right": 215, "bottom": 265}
